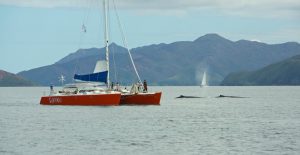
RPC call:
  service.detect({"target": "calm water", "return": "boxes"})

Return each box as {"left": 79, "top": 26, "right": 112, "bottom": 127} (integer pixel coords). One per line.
{"left": 1, "top": 86, "right": 300, "bottom": 155}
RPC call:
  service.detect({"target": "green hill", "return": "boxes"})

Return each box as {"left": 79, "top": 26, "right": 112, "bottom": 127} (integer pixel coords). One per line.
{"left": 221, "top": 55, "right": 300, "bottom": 85}
{"left": 0, "top": 70, "right": 35, "bottom": 87}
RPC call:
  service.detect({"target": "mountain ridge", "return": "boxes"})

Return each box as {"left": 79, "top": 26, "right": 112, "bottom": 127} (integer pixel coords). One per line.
{"left": 0, "top": 70, "right": 35, "bottom": 87}
{"left": 221, "top": 55, "right": 300, "bottom": 85}
{"left": 17, "top": 34, "right": 300, "bottom": 86}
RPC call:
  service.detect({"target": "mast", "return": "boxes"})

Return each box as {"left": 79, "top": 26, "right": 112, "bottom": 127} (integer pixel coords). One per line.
{"left": 103, "top": 0, "right": 110, "bottom": 87}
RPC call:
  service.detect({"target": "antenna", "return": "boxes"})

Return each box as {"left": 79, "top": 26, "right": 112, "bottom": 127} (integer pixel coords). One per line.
{"left": 58, "top": 75, "right": 66, "bottom": 86}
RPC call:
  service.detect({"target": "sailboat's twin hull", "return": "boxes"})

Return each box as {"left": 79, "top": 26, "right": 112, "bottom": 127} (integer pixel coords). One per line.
{"left": 40, "top": 92, "right": 162, "bottom": 106}
{"left": 120, "top": 92, "right": 162, "bottom": 105}
{"left": 40, "top": 94, "right": 121, "bottom": 106}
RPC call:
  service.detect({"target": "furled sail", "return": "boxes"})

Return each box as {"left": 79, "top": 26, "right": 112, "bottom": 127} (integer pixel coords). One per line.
{"left": 93, "top": 60, "right": 107, "bottom": 73}
{"left": 74, "top": 71, "right": 108, "bottom": 83}
{"left": 74, "top": 60, "right": 108, "bottom": 83}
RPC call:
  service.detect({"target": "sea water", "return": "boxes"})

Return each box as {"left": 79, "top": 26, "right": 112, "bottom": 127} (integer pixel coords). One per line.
{"left": 0, "top": 86, "right": 300, "bottom": 155}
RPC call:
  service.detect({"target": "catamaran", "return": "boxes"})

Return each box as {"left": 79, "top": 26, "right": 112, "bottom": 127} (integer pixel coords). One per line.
{"left": 40, "top": 0, "right": 161, "bottom": 106}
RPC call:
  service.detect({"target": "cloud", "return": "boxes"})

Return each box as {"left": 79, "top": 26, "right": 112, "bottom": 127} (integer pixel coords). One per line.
{"left": 0, "top": 0, "right": 299, "bottom": 18}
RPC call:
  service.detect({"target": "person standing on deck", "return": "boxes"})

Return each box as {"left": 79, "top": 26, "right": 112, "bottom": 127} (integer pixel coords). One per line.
{"left": 111, "top": 82, "right": 114, "bottom": 90}
{"left": 116, "top": 82, "right": 120, "bottom": 91}
{"left": 143, "top": 80, "right": 148, "bottom": 93}
{"left": 50, "top": 84, "right": 54, "bottom": 95}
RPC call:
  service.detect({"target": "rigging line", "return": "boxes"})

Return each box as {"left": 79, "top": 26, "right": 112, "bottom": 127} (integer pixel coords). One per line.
{"left": 107, "top": 0, "right": 118, "bottom": 82}
{"left": 104, "top": 0, "right": 110, "bottom": 86}
{"left": 73, "top": 0, "right": 94, "bottom": 80}
{"left": 112, "top": 0, "right": 142, "bottom": 84}
{"left": 110, "top": 43, "right": 119, "bottom": 83}
{"left": 96, "top": 0, "right": 113, "bottom": 84}
{"left": 85, "top": 0, "right": 94, "bottom": 24}
{"left": 81, "top": 0, "right": 93, "bottom": 37}
{"left": 107, "top": 0, "right": 119, "bottom": 83}
{"left": 94, "top": 0, "right": 103, "bottom": 83}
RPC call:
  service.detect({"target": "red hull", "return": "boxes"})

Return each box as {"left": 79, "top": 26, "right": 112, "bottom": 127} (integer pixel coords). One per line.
{"left": 40, "top": 93, "right": 121, "bottom": 106}
{"left": 120, "top": 92, "right": 162, "bottom": 105}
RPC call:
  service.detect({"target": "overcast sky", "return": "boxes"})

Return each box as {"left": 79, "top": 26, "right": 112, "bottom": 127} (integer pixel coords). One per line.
{"left": 1, "top": 0, "right": 299, "bottom": 73}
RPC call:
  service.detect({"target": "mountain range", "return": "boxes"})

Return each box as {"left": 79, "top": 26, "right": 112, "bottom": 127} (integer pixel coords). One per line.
{"left": 0, "top": 70, "right": 35, "bottom": 87}
{"left": 221, "top": 55, "right": 300, "bottom": 85}
{"left": 17, "top": 34, "right": 300, "bottom": 86}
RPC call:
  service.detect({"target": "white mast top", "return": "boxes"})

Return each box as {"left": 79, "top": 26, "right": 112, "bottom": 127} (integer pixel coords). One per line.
{"left": 103, "top": 0, "right": 110, "bottom": 87}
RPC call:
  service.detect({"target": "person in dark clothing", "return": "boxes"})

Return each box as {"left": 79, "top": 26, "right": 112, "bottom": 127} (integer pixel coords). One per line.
{"left": 111, "top": 82, "right": 114, "bottom": 90}
{"left": 50, "top": 84, "right": 53, "bottom": 91}
{"left": 143, "top": 80, "right": 148, "bottom": 92}
{"left": 116, "top": 82, "right": 120, "bottom": 91}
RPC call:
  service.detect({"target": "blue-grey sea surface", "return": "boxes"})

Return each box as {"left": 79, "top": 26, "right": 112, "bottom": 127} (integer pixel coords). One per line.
{"left": 0, "top": 86, "right": 300, "bottom": 155}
